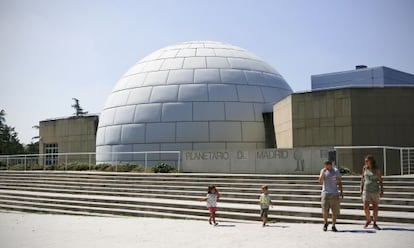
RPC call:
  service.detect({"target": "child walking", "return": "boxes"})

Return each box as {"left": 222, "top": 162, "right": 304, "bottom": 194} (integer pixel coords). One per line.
{"left": 200, "top": 185, "right": 220, "bottom": 226}
{"left": 259, "top": 185, "right": 273, "bottom": 227}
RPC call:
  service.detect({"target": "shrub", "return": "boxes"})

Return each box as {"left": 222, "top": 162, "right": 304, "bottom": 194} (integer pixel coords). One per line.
{"left": 116, "top": 163, "right": 143, "bottom": 172}
{"left": 152, "top": 162, "right": 176, "bottom": 173}
{"left": 3, "top": 163, "right": 44, "bottom": 171}
{"left": 131, "top": 166, "right": 145, "bottom": 173}
{"left": 94, "top": 163, "right": 113, "bottom": 171}
{"left": 0, "top": 161, "right": 6, "bottom": 170}
{"left": 57, "top": 162, "right": 90, "bottom": 171}
{"left": 339, "top": 167, "right": 351, "bottom": 175}
{"left": 93, "top": 163, "right": 144, "bottom": 172}
{"left": 9, "top": 164, "right": 26, "bottom": 170}
{"left": 28, "top": 164, "right": 44, "bottom": 170}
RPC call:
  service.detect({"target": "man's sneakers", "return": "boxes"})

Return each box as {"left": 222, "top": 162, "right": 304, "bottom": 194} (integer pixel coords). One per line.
{"left": 323, "top": 223, "right": 328, "bottom": 232}
{"left": 323, "top": 223, "right": 338, "bottom": 232}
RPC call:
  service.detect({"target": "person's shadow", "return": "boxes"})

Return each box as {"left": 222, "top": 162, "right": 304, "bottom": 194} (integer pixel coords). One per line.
{"left": 215, "top": 224, "right": 236, "bottom": 227}
{"left": 337, "top": 229, "right": 376, "bottom": 233}
{"left": 381, "top": 227, "right": 414, "bottom": 232}
{"left": 264, "top": 225, "right": 289, "bottom": 228}
{"left": 337, "top": 227, "right": 414, "bottom": 233}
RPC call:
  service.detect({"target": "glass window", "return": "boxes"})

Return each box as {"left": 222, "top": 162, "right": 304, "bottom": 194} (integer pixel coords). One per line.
{"left": 45, "top": 144, "right": 58, "bottom": 165}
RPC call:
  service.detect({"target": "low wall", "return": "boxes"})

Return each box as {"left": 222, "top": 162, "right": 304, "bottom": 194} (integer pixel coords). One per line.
{"left": 182, "top": 148, "right": 332, "bottom": 174}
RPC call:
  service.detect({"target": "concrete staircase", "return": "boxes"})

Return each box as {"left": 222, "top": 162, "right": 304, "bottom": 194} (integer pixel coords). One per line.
{"left": 0, "top": 171, "right": 413, "bottom": 225}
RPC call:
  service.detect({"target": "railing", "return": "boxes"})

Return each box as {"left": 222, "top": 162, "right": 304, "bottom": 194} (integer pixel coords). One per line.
{"left": 0, "top": 151, "right": 181, "bottom": 172}
{"left": 2, "top": 147, "right": 413, "bottom": 175}
{"left": 333, "top": 146, "right": 414, "bottom": 176}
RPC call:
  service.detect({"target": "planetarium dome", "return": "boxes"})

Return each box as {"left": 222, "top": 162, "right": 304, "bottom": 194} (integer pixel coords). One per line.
{"left": 96, "top": 41, "right": 292, "bottom": 162}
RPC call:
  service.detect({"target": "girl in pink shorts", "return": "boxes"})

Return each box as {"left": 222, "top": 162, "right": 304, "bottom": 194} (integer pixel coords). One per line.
{"left": 200, "top": 185, "right": 220, "bottom": 226}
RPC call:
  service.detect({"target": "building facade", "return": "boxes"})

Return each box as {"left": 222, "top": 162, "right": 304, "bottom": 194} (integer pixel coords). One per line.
{"left": 39, "top": 115, "right": 98, "bottom": 165}
{"left": 274, "top": 66, "right": 414, "bottom": 174}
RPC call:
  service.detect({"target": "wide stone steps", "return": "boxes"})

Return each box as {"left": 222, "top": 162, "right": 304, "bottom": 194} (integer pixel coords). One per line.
{"left": 0, "top": 183, "right": 412, "bottom": 209}
{"left": 0, "top": 189, "right": 412, "bottom": 212}
{"left": 0, "top": 172, "right": 413, "bottom": 224}
{"left": 0, "top": 178, "right": 413, "bottom": 202}
{"left": 0, "top": 189, "right": 412, "bottom": 225}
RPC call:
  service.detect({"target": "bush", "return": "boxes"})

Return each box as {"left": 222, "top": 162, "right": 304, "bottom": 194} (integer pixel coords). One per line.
{"left": 152, "top": 162, "right": 176, "bottom": 173}
{"left": 339, "top": 167, "right": 351, "bottom": 175}
{"left": 116, "top": 163, "right": 144, "bottom": 172}
{"left": 2, "top": 160, "right": 149, "bottom": 173}
{"left": 9, "top": 164, "right": 26, "bottom": 170}
{"left": 3, "top": 163, "right": 44, "bottom": 170}
{"left": 93, "top": 163, "right": 144, "bottom": 172}
{"left": 0, "top": 161, "right": 6, "bottom": 170}
{"left": 28, "top": 164, "right": 44, "bottom": 170}
{"left": 56, "top": 162, "right": 90, "bottom": 171}
{"left": 94, "top": 163, "right": 113, "bottom": 171}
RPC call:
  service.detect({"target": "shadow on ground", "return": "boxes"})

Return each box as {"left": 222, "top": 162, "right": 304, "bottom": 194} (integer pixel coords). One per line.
{"left": 381, "top": 227, "right": 414, "bottom": 232}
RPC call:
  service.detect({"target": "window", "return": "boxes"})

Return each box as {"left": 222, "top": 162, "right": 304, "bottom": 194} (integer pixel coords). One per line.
{"left": 45, "top": 143, "right": 58, "bottom": 165}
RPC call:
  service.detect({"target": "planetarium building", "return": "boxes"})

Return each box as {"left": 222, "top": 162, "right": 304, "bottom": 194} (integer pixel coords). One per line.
{"left": 96, "top": 41, "right": 293, "bottom": 162}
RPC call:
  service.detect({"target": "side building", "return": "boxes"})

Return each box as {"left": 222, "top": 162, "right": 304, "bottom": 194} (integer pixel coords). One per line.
{"left": 274, "top": 66, "right": 414, "bottom": 174}
{"left": 39, "top": 115, "right": 99, "bottom": 166}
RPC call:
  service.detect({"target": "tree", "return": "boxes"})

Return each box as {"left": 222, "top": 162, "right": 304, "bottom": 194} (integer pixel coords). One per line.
{"left": 31, "top": 125, "right": 40, "bottom": 141}
{"left": 25, "top": 142, "right": 39, "bottom": 154}
{"left": 25, "top": 125, "right": 40, "bottom": 154}
{"left": 71, "top": 98, "right": 88, "bottom": 116}
{"left": 0, "top": 109, "right": 25, "bottom": 155}
{"left": 0, "top": 109, "right": 5, "bottom": 125}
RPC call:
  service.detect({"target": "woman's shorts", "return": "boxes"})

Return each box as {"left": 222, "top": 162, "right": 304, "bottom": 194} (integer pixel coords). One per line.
{"left": 362, "top": 191, "right": 380, "bottom": 203}
{"left": 209, "top": 207, "right": 217, "bottom": 213}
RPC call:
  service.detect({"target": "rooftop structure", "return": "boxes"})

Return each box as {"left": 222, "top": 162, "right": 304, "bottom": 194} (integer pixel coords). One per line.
{"left": 311, "top": 66, "right": 414, "bottom": 91}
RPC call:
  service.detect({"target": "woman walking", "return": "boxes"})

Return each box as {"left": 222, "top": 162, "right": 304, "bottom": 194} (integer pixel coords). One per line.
{"left": 360, "top": 155, "right": 384, "bottom": 230}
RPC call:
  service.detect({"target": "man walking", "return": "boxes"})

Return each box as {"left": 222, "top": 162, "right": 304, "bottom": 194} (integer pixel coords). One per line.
{"left": 319, "top": 160, "right": 343, "bottom": 232}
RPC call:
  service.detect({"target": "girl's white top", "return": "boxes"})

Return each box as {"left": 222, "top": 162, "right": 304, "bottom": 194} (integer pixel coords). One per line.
{"left": 206, "top": 193, "right": 217, "bottom": 207}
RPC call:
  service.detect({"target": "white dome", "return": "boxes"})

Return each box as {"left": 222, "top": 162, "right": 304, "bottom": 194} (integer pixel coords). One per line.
{"left": 96, "top": 41, "right": 292, "bottom": 162}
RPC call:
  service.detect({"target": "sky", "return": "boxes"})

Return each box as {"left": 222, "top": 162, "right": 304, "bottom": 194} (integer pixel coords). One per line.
{"left": 1, "top": 0, "right": 413, "bottom": 144}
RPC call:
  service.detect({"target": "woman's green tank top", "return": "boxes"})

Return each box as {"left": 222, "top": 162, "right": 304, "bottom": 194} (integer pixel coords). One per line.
{"left": 364, "top": 168, "right": 380, "bottom": 192}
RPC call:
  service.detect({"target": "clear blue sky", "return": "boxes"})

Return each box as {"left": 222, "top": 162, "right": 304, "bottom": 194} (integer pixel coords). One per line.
{"left": 1, "top": 0, "right": 413, "bottom": 144}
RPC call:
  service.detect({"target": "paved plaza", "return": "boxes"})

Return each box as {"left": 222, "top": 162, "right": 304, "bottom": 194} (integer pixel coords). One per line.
{"left": 0, "top": 212, "right": 413, "bottom": 248}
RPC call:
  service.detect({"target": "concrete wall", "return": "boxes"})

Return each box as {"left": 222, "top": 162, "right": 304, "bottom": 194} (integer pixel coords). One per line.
{"left": 273, "top": 95, "right": 293, "bottom": 148}
{"left": 40, "top": 115, "right": 98, "bottom": 155}
{"left": 350, "top": 88, "right": 414, "bottom": 146}
{"left": 274, "top": 89, "right": 353, "bottom": 148}
{"left": 181, "top": 148, "right": 331, "bottom": 174}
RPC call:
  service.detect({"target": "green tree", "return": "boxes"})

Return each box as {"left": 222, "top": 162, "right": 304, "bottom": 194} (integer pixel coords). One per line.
{"left": 25, "top": 125, "right": 40, "bottom": 154}
{"left": 25, "top": 142, "right": 39, "bottom": 154}
{"left": 0, "top": 109, "right": 25, "bottom": 155}
{"left": 0, "top": 109, "right": 5, "bottom": 125}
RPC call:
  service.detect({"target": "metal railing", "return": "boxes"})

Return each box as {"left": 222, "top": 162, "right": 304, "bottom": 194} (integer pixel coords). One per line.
{"left": 333, "top": 146, "right": 414, "bottom": 176}
{"left": 0, "top": 151, "right": 181, "bottom": 172}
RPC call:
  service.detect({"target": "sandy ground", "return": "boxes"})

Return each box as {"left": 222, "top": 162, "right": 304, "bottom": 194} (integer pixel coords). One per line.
{"left": 0, "top": 212, "right": 413, "bottom": 248}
